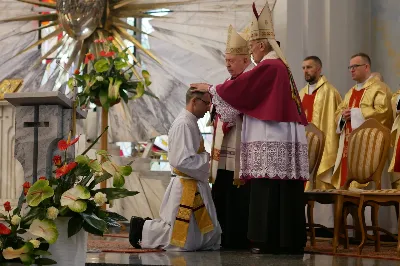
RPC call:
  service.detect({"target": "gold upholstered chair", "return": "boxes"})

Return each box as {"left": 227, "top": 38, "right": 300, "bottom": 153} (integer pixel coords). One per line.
{"left": 305, "top": 119, "right": 390, "bottom": 253}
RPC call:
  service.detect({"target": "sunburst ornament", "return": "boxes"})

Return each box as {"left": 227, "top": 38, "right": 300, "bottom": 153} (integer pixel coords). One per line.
{"left": 1, "top": 0, "right": 188, "bottom": 74}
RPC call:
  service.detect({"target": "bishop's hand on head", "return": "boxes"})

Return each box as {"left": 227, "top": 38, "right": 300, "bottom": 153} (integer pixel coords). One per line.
{"left": 190, "top": 83, "right": 211, "bottom": 93}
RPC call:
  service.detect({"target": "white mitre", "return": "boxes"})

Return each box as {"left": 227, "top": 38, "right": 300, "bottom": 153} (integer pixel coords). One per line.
{"left": 249, "top": 1, "right": 288, "bottom": 66}
{"left": 153, "top": 135, "right": 168, "bottom": 152}
{"left": 225, "top": 25, "right": 249, "bottom": 55}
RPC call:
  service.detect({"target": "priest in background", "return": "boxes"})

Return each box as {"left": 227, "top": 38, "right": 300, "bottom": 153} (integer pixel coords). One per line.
{"left": 333, "top": 53, "right": 392, "bottom": 189}
{"left": 191, "top": 1, "right": 309, "bottom": 255}
{"left": 129, "top": 88, "right": 221, "bottom": 251}
{"left": 389, "top": 88, "right": 400, "bottom": 189}
{"left": 300, "top": 56, "right": 342, "bottom": 190}
{"left": 210, "top": 25, "right": 253, "bottom": 249}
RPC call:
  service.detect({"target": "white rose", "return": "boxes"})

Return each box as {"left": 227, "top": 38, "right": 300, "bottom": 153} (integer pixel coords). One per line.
{"left": 94, "top": 192, "right": 107, "bottom": 205}
{"left": 11, "top": 215, "right": 21, "bottom": 226}
{"left": 29, "top": 239, "right": 40, "bottom": 249}
{"left": 46, "top": 207, "right": 59, "bottom": 220}
{"left": 95, "top": 76, "right": 104, "bottom": 81}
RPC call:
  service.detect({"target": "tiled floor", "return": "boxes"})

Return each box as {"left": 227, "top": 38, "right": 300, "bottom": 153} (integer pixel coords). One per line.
{"left": 86, "top": 251, "right": 399, "bottom": 265}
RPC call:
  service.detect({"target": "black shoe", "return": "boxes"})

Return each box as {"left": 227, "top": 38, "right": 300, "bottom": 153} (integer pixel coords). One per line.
{"left": 129, "top": 216, "right": 146, "bottom": 249}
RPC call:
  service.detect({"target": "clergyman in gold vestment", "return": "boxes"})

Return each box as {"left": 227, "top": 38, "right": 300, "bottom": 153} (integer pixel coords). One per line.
{"left": 299, "top": 56, "right": 342, "bottom": 190}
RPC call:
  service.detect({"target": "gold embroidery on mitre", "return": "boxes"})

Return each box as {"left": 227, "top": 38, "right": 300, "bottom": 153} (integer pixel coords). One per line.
{"left": 249, "top": 2, "right": 275, "bottom": 41}
{"left": 225, "top": 25, "right": 249, "bottom": 55}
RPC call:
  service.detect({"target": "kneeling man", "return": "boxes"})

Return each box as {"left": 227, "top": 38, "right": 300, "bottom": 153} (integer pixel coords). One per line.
{"left": 129, "top": 88, "right": 222, "bottom": 251}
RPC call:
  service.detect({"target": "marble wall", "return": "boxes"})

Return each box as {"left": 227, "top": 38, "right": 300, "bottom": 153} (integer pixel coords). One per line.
{"left": 371, "top": 0, "right": 400, "bottom": 92}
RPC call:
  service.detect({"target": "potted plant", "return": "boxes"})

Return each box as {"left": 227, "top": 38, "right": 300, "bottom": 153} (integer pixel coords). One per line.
{"left": 0, "top": 201, "right": 56, "bottom": 265}
{"left": 17, "top": 127, "right": 138, "bottom": 266}
{"left": 68, "top": 36, "right": 156, "bottom": 110}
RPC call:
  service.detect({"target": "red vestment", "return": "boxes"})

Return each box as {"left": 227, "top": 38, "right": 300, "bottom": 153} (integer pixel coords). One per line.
{"left": 215, "top": 59, "right": 307, "bottom": 125}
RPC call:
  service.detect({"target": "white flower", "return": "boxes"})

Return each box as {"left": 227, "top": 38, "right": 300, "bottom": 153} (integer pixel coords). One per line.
{"left": 29, "top": 239, "right": 40, "bottom": 249}
{"left": 94, "top": 192, "right": 107, "bottom": 205}
{"left": 95, "top": 76, "right": 104, "bottom": 81}
{"left": 11, "top": 215, "right": 21, "bottom": 226}
{"left": 46, "top": 207, "right": 59, "bottom": 220}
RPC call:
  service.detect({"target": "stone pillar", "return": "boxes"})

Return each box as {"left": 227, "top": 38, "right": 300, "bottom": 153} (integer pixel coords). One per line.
{"left": 0, "top": 101, "right": 24, "bottom": 210}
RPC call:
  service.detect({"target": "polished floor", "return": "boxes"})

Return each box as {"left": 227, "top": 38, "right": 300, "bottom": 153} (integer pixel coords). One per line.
{"left": 86, "top": 251, "right": 400, "bottom": 265}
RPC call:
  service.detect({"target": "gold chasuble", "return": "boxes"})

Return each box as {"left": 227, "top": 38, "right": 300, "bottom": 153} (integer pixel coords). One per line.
{"left": 334, "top": 76, "right": 392, "bottom": 189}
{"left": 389, "top": 89, "right": 400, "bottom": 188}
{"left": 170, "top": 139, "right": 214, "bottom": 247}
{"left": 299, "top": 76, "right": 342, "bottom": 189}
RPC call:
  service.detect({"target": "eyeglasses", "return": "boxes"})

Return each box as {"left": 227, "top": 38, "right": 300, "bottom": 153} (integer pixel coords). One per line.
{"left": 348, "top": 64, "right": 366, "bottom": 70}
{"left": 196, "top": 98, "right": 211, "bottom": 105}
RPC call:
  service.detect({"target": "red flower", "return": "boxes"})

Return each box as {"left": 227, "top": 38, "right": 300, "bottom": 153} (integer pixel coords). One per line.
{"left": 100, "top": 51, "right": 115, "bottom": 58}
{"left": 3, "top": 201, "right": 11, "bottom": 212}
{"left": 23, "top": 182, "right": 31, "bottom": 196}
{"left": 74, "top": 69, "right": 80, "bottom": 75}
{"left": 53, "top": 155, "right": 62, "bottom": 166}
{"left": 39, "top": 176, "right": 46, "bottom": 180}
{"left": 0, "top": 223, "right": 11, "bottom": 235}
{"left": 55, "top": 162, "right": 78, "bottom": 179}
{"left": 94, "top": 39, "right": 106, "bottom": 43}
{"left": 107, "top": 36, "right": 114, "bottom": 41}
{"left": 58, "top": 135, "right": 80, "bottom": 151}
{"left": 84, "top": 53, "right": 95, "bottom": 64}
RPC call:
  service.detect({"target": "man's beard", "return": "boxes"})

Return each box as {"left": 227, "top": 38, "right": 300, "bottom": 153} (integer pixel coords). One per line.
{"left": 305, "top": 75, "right": 317, "bottom": 84}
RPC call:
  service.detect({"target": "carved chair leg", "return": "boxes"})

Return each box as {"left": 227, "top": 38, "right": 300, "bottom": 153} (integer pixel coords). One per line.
{"left": 371, "top": 202, "right": 380, "bottom": 252}
{"left": 357, "top": 197, "right": 366, "bottom": 255}
{"left": 333, "top": 195, "right": 343, "bottom": 253}
{"left": 397, "top": 202, "right": 400, "bottom": 257}
{"left": 307, "top": 200, "right": 316, "bottom": 247}
{"left": 342, "top": 205, "right": 349, "bottom": 249}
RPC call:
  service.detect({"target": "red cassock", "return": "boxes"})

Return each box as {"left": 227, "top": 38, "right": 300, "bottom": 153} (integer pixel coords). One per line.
{"left": 215, "top": 59, "right": 308, "bottom": 125}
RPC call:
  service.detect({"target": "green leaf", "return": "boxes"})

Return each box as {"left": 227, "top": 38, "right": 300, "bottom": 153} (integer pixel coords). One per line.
{"left": 96, "top": 150, "right": 109, "bottom": 156}
{"left": 34, "top": 258, "right": 58, "bottom": 265}
{"left": 20, "top": 254, "right": 35, "bottom": 265}
{"left": 94, "top": 188, "right": 139, "bottom": 201}
{"left": 131, "top": 82, "right": 144, "bottom": 99}
{"left": 68, "top": 215, "right": 84, "bottom": 237}
{"left": 80, "top": 213, "right": 107, "bottom": 233}
{"left": 99, "top": 87, "right": 109, "bottom": 107}
{"left": 80, "top": 173, "right": 93, "bottom": 187}
{"left": 82, "top": 220, "right": 104, "bottom": 236}
{"left": 119, "top": 165, "right": 132, "bottom": 176}
{"left": 108, "top": 77, "right": 123, "bottom": 102}
{"left": 33, "top": 250, "right": 52, "bottom": 256}
{"left": 106, "top": 211, "right": 128, "bottom": 221}
{"left": 21, "top": 207, "right": 44, "bottom": 225}
{"left": 142, "top": 70, "right": 150, "bottom": 79}
{"left": 88, "top": 160, "right": 102, "bottom": 172}
{"left": 67, "top": 77, "right": 75, "bottom": 89}
{"left": 113, "top": 174, "right": 125, "bottom": 187}
{"left": 94, "top": 58, "right": 110, "bottom": 73}
{"left": 75, "top": 155, "right": 90, "bottom": 164}
{"left": 26, "top": 180, "right": 54, "bottom": 207}
{"left": 2, "top": 242, "right": 34, "bottom": 261}
{"left": 104, "top": 217, "right": 121, "bottom": 227}
{"left": 28, "top": 219, "right": 58, "bottom": 244}
{"left": 120, "top": 89, "right": 129, "bottom": 103}
{"left": 88, "top": 172, "right": 112, "bottom": 189}
{"left": 114, "top": 59, "right": 128, "bottom": 70}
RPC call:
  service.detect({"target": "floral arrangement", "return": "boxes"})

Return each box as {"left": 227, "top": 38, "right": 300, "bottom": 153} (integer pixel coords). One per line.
{"left": 0, "top": 127, "right": 138, "bottom": 265}
{"left": 0, "top": 202, "right": 56, "bottom": 265}
{"left": 68, "top": 36, "right": 155, "bottom": 110}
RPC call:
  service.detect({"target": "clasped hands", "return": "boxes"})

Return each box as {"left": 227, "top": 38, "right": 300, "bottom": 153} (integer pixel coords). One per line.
{"left": 342, "top": 108, "right": 351, "bottom": 121}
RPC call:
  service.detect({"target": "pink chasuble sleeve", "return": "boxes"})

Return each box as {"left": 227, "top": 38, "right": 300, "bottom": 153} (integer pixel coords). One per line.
{"left": 214, "top": 59, "right": 307, "bottom": 125}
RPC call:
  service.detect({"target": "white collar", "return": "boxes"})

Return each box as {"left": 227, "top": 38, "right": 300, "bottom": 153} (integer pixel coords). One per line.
{"left": 356, "top": 75, "right": 372, "bottom": 91}
{"left": 260, "top": 51, "right": 279, "bottom": 63}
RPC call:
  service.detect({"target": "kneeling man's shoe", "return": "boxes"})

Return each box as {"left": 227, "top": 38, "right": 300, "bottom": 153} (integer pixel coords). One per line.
{"left": 129, "top": 216, "right": 146, "bottom": 249}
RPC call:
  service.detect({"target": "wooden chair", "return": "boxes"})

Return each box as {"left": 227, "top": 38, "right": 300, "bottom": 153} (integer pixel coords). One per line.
{"left": 339, "top": 119, "right": 397, "bottom": 255}
{"left": 304, "top": 123, "right": 326, "bottom": 246}
{"left": 306, "top": 119, "right": 390, "bottom": 253}
{"left": 339, "top": 118, "right": 390, "bottom": 254}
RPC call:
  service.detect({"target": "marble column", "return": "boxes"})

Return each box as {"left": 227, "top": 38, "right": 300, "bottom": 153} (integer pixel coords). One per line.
{"left": 0, "top": 101, "right": 24, "bottom": 213}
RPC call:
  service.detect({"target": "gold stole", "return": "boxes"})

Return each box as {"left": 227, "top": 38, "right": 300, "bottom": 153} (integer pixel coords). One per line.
{"left": 170, "top": 139, "right": 214, "bottom": 248}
